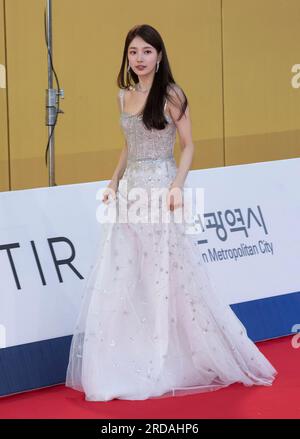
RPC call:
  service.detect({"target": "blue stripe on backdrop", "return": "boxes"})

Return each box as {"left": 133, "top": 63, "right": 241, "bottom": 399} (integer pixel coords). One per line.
{"left": 231, "top": 290, "right": 300, "bottom": 341}
{"left": 0, "top": 336, "right": 72, "bottom": 397}
{"left": 0, "top": 291, "right": 299, "bottom": 397}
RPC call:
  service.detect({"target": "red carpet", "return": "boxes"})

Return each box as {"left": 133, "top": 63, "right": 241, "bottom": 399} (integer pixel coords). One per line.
{"left": 0, "top": 335, "right": 299, "bottom": 419}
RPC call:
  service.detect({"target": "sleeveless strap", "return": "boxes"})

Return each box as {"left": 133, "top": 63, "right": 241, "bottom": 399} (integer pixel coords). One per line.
{"left": 119, "top": 88, "right": 167, "bottom": 113}
{"left": 118, "top": 88, "right": 125, "bottom": 112}
{"left": 163, "top": 97, "right": 167, "bottom": 113}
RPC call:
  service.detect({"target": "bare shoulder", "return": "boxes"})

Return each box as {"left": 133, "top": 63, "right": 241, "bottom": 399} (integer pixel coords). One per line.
{"left": 117, "top": 87, "right": 132, "bottom": 98}
{"left": 117, "top": 88, "right": 124, "bottom": 112}
{"left": 122, "top": 86, "right": 135, "bottom": 108}
{"left": 117, "top": 87, "right": 131, "bottom": 112}
{"left": 166, "top": 83, "right": 188, "bottom": 124}
{"left": 167, "top": 83, "right": 186, "bottom": 104}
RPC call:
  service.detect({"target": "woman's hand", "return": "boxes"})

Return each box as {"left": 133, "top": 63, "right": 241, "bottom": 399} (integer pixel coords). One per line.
{"left": 102, "top": 179, "right": 119, "bottom": 204}
{"left": 166, "top": 184, "right": 184, "bottom": 211}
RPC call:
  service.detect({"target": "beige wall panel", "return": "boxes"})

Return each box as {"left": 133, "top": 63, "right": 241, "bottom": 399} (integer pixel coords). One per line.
{"left": 5, "top": 0, "right": 223, "bottom": 190}
{"left": 4, "top": 0, "right": 300, "bottom": 191}
{"left": 223, "top": 0, "right": 300, "bottom": 165}
{"left": 5, "top": 0, "right": 47, "bottom": 189}
{"left": 0, "top": 0, "right": 9, "bottom": 191}
{"left": 51, "top": 0, "right": 224, "bottom": 184}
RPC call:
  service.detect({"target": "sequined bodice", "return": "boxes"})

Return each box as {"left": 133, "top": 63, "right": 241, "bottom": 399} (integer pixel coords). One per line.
{"left": 118, "top": 88, "right": 176, "bottom": 162}
{"left": 117, "top": 88, "right": 178, "bottom": 198}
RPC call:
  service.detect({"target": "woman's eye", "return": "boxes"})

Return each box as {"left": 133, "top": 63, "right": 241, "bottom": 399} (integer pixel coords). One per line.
{"left": 129, "top": 50, "right": 152, "bottom": 55}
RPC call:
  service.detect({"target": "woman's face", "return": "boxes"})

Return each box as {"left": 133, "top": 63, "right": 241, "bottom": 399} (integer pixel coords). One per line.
{"left": 128, "top": 36, "right": 161, "bottom": 77}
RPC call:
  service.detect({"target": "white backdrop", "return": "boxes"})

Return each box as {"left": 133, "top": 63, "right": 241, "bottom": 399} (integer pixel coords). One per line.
{"left": 0, "top": 157, "right": 299, "bottom": 349}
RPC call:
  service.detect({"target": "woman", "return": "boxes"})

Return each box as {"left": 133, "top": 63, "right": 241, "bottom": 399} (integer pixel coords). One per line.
{"left": 65, "top": 24, "right": 277, "bottom": 401}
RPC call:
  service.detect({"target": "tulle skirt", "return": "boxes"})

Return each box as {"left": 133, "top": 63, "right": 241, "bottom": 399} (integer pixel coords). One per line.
{"left": 65, "top": 164, "right": 277, "bottom": 401}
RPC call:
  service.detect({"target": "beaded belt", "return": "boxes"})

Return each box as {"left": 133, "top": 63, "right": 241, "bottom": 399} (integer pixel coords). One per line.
{"left": 127, "top": 156, "right": 175, "bottom": 164}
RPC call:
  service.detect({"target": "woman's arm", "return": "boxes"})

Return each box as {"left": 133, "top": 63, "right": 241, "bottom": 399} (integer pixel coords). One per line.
{"left": 110, "top": 142, "right": 128, "bottom": 184}
{"left": 102, "top": 95, "right": 128, "bottom": 204}
{"left": 168, "top": 85, "right": 194, "bottom": 189}
{"left": 110, "top": 95, "right": 129, "bottom": 184}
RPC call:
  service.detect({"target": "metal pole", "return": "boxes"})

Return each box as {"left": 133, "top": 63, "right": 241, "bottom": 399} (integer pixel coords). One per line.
{"left": 45, "top": 0, "right": 64, "bottom": 186}
{"left": 46, "top": 0, "right": 54, "bottom": 186}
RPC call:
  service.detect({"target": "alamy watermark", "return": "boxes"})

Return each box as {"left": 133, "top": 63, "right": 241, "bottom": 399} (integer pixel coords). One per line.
{"left": 95, "top": 183, "right": 205, "bottom": 234}
{"left": 291, "top": 324, "right": 300, "bottom": 349}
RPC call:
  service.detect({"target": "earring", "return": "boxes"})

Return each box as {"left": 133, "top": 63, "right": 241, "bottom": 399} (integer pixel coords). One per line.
{"left": 127, "top": 64, "right": 131, "bottom": 72}
{"left": 156, "top": 61, "right": 160, "bottom": 73}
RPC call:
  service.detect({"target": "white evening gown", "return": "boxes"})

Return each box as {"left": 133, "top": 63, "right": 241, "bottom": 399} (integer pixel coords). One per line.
{"left": 65, "top": 87, "right": 277, "bottom": 401}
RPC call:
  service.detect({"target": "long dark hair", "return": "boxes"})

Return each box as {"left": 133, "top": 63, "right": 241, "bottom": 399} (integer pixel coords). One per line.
{"left": 117, "top": 24, "right": 188, "bottom": 130}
